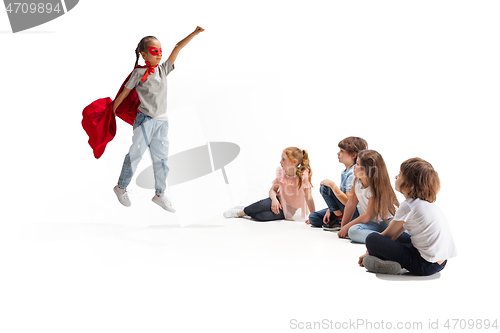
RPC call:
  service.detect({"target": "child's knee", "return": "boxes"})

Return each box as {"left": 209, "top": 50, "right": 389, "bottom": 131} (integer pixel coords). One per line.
{"left": 365, "top": 232, "right": 379, "bottom": 249}
{"left": 348, "top": 225, "right": 365, "bottom": 243}
{"left": 308, "top": 212, "right": 324, "bottom": 227}
{"left": 319, "top": 184, "right": 331, "bottom": 196}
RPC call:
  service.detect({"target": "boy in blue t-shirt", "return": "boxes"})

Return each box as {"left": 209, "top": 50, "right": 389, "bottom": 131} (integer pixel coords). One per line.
{"left": 306, "top": 137, "right": 368, "bottom": 230}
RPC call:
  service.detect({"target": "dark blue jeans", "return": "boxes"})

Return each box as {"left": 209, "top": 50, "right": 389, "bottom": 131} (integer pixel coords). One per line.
{"left": 365, "top": 232, "right": 447, "bottom": 276}
{"left": 309, "top": 185, "right": 360, "bottom": 227}
{"left": 243, "top": 197, "right": 285, "bottom": 222}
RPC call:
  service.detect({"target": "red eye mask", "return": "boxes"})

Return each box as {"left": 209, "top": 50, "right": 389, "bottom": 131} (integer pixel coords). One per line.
{"left": 147, "top": 47, "right": 162, "bottom": 56}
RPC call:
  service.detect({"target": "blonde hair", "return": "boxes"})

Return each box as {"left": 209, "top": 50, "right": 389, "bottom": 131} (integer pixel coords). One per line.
{"left": 357, "top": 150, "right": 399, "bottom": 222}
{"left": 283, "top": 147, "right": 312, "bottom": 189}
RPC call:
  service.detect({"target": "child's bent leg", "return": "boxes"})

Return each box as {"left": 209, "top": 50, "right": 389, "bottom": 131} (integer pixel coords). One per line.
{"left": 308, "top": 208, "right": 327, "bottom": 227}
{"left": 244, "top": 198, "right": 284, "bottom": 221}
{"left": 117, "top": 113, "right": 151, "bottom": 188}
{"left": 348, "top": 221, "right": 389, "bottom": 244}
{"left": 320, "top": 185, "right": 360, "bottom": 220}
{"left": 365, "top": 233, "right": 409, "bottom": 262}
{"left": 252, "top": 211, "right": 285, "bottom": 221}
{"left": 149, "top": 120, "right": 170, "bottom": 195}
{"left": 320, "top": 185, "right": 341, "bottom": 215}
{"left": 365, "top": 233, "right": 445, "bottom": 276}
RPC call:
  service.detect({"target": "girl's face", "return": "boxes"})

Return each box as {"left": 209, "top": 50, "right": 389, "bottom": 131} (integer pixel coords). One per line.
{"left": 353, "top": 157, "right": 366, "bottom": 179}
{"left": 280, "top": 151, "right": 297, "bottom": 174}
{"left": 141, "top": 39, "right": 162, "bottom": 66}
{"left": 337, "top": 148, "right": 355, "bottom": 167}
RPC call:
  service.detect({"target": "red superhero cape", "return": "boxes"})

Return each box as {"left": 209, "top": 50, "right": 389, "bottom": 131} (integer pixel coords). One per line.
{"left": 81, "top": 67, "right": 142, "bottom": 159}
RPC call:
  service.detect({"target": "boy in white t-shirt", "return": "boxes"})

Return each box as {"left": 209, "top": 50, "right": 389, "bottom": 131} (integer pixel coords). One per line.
{"left": 358, "top": 158, "right": 457, "bottom": 276}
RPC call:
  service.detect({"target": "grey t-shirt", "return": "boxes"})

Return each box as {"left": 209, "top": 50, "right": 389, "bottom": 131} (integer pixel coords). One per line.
{"left": 125, "top": 59, "right": 174, "bottom": 121}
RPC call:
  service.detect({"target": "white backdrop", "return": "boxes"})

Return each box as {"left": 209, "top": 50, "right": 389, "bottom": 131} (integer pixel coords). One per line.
{"left": 1, "top": 1, "right": 499, "bottom": 332}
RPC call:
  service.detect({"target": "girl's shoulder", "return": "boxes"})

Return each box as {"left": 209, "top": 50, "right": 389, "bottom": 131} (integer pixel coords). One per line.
{"left": 273, "top": 167, "right": 286, "bottom": 182}
{"left": 352, "top": 177, "right": 363, "bottom": 188}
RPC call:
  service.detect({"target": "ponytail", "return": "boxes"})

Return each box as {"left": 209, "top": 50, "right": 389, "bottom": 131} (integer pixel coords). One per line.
{"left": 284, "top": 147, "right": 313, "bottom": 190}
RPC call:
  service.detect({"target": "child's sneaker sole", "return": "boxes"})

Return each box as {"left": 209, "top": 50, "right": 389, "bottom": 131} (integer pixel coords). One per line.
{"left": 362, "top": 255, "right": 402, "bottom": 275}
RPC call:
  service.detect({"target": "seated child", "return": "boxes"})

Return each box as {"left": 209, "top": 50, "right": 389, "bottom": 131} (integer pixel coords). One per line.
{"left": 307, "top": 136, "right": 368, "bottom": 231}
{"left": 359, "top": 158, "right": 458, "bottom": 275}
{"left": 224, "top": 147, "right": 315, "bottom": 221}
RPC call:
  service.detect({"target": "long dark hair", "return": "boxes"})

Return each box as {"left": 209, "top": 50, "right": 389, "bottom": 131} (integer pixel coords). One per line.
{"left": 357, "top": 150, "right": 399, "bottom": 222}
{"left": 134, "top": 36, "right": 158, "bottom": 68}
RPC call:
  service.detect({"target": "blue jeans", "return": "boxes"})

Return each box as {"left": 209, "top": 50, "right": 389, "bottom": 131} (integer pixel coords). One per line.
{"left": 244, "top": 197, "right": 285, "bottom": 221}
{"left": 365, "top": 232, "right": 447, "bottom": 276}
{"left": 309, "top": 185, "right": 360, "bottom": 227}
{"left": 117, "top": 112, "right": 170, "bottom": 194}
{"left": 348, "top": 220, "right": 389, "bottom": 244}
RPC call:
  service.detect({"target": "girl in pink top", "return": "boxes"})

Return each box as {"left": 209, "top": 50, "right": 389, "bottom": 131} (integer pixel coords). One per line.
{"left": 224, "top": 147, "right": 316, "bottom": 221}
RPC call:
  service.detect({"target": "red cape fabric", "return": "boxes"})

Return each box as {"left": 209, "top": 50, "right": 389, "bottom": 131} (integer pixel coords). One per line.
{"left": 82, "top": 67, "right": 142, "bottom": 159}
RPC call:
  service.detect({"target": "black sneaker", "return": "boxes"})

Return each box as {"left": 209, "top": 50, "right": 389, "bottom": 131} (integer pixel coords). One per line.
{"left": 322, "top": 217, "right": 342, "bottom": 231}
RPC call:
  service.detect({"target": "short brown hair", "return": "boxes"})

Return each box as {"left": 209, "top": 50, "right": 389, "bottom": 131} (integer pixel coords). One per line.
{"left": 338, "top": 137, "right": 368, "bottom": 157}
{"left": 399, "top": 158, "right": 440, "bottom": 203}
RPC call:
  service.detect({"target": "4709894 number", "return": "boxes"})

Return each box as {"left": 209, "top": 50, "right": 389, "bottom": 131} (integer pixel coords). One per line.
{"left": 6, "top": 2, "right": 61, "bottom": 14}
{"left": 444, "top": 319, "right": 498, "bottom": 330}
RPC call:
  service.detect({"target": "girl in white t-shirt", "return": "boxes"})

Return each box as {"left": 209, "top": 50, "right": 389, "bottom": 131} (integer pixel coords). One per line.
{"left": 338, "top": 150, "right": 399, "bottom": 243}
{"left": 359, "top": 158, "right": 458, "bottom": 275}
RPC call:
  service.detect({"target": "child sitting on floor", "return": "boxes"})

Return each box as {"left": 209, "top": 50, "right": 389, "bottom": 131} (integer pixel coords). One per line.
{"left": 359, "top": 158, "right": 458, "bottom": 275}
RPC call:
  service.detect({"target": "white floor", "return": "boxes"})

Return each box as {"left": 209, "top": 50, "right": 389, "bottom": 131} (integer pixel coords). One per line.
{"left": 2, "top": 2, "right": 500, "bottom": 331}
{"left": 3, "top": 181, "right": 496, "bottom": 333}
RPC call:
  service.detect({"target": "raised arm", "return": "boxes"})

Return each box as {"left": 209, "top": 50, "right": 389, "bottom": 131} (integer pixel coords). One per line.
{"left": 168, "top": 26, "right": 205, "bottom": 65}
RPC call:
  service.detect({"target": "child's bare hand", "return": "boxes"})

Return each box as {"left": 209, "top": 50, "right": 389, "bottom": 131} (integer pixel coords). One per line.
{"left": 320, "top": 179, "right": 336, "bottom": 189}
{"left": 193, "top": 26, "right": 205, "bottom": 35}
{"left": 323, "top": 209, "right": 331, "bottom": 224}
{"left": 271, "top": 198, "right": 282, "bottom": 215}
{"left": 338, "top": 226, "right": 349, "bottom": 238}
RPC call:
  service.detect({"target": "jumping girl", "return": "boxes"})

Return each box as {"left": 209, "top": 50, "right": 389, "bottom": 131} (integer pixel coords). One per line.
{"left": 112, "top": 27, "right": 204, "bottom": 212}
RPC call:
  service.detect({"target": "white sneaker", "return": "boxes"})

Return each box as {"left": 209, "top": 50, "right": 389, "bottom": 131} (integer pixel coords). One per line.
{"left": 113, "top": 185, "right": 131, "bottom": 207}
{"left": 223, "top": 208, "right": 241, "bottom": 218}
{"left": 152, "top": 194, "right": 176, "bottom": 213}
